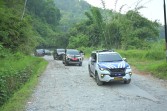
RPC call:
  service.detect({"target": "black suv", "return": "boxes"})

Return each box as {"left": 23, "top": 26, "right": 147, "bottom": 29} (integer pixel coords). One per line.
{"left": 53, "top": 48, "right": 65, "bottom": 60}
{"left": 62, "top": 49, "right": 82, "bottom": 66}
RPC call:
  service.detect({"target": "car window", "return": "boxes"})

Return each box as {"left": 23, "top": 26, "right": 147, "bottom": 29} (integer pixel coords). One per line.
{"left": 98, "top": 53, "right": 122, "bottom": 62}
{"left": 90, "top": 53, "right": 97, "bottom": 62}
{"left": 57, "top": 49, "right": 65, "bottom": 52}
{"left": 67, "top": 50, "right": 80, "bottom": 55}
{"left": 36, "top": 49, "right": 44, "bottom": 53}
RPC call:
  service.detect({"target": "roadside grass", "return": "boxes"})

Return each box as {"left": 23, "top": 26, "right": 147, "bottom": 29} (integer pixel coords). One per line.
{"left": 0, "top": 57, "right": 48, "bottom": 111}
{"left": 118, "top": 49, "right": 167, "bottom": 80}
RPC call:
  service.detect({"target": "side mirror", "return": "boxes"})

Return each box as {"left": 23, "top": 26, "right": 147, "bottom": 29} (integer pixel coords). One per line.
{"left": 122, "top": 58, "right": 127, "bottom": 62}
{"left": 91, "top": 58, "right": 96, "bottom": 62}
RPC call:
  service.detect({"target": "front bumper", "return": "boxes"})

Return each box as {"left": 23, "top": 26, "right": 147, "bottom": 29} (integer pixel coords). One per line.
{"left": 66, "top": 58, "right": 82, "bottom": 64}
{"left": 67, "top": 60, "right": 82, "bottom": 64}
{"left": 99, "top": 73, "right": 131, "bottom": 82}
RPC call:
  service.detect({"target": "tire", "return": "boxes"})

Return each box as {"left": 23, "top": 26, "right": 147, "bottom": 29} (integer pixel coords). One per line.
{"left": 95, "top": 74, "right": 103, "bottom": 86}
{"left": 65, "top": 61, "right": 68, "bottom": 66}
{"left": 53, "top": 55, "right": 57, "bottom": 60}
{"left": 53, "top": 55, "right": 55, "bottom": 60}
{"left": 79, "top": 62, "right": 82, "bottom": 66}
{"left": 88, "top": 66, "right": 93, "bottom": 77}
{"left": 124, "top": 79, "right": 131, "bottom": 84}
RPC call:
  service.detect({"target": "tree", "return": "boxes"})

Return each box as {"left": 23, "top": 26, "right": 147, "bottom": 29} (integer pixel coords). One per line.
{"left": 26, "top": 0, "right": 61, "bottom": 27}
{"left": 0, "top": 7, "right": 39, "bottom": 54}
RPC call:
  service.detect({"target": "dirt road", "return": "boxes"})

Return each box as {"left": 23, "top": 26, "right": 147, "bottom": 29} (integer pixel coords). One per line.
{"left": 25, "top": 55, "right": 167, "bottom": 111}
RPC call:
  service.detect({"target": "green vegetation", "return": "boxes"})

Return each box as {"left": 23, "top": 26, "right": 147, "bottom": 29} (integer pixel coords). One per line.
{"left": 67, "top": 7, "right": 159, "bottom": 49}
{"left": 54, "top": 0, "right": 91, "bottom": 31}
{"left": 0, "top": 55, "right": 48, "bottom": 111}
{"left": 118, "top": 41, "right": 167, "bottom": 79}
{"left": 0, "top": 0, "right": 51, "bottom": 107}
{"left": 0, "top": 51, "right": 48, "bottom": 106}
{"left": 0, "top": 0, "right": 167, "bottom": 110}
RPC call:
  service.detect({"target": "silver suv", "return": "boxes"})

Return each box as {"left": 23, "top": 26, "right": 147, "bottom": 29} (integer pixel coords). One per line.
{"left": 88, "top": 50, "right": 132, "bottom": 86}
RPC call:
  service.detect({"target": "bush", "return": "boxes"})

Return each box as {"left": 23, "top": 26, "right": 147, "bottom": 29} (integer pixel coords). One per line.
{"left": 118, "top": 50, "right": 146, "bottom": 59}
{"left": 0, "top": 44, "right": 10, "bottom": 58}
{"left": 118, "top": 41, "right": 165, "bottom": 60}
{"left": 144, "top": 42, "right": 165, "bottom": 60}
{"left": 148, "top": 62, "right": 167, "bottom": 79}
{"left": 117, "top": 41, "right": 167, "bottom": 80}
{"left": 0, "top": 53, "right": 47, "bottom": 106}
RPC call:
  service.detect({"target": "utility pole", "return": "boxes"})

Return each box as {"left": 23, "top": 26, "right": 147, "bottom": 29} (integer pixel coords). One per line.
{"left": 21, "top": 0, "right": 27, "bottom": 20}
{"left": 163, "top": 0, "right": 167, "bottom": 62}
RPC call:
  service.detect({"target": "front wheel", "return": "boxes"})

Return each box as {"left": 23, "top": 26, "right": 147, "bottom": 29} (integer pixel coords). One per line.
{"left": 88, "top": 66, "right": 93, "bottom": 77}
{"left": 65, "top": 61, "right": 68, "bottom": 66}
{"left": 124, "top": 79, "right": 131, "bottom": 84}
{"left": 53, "top": 56, "right": 56, "bottom": 60}
{"left": 79, "top": 62, "right": 82, "bottom": 66}
{"left": 95, "top": 74, "right": 103, "bottom": 86}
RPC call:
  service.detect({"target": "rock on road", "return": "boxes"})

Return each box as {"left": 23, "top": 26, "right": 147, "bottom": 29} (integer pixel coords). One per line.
{"left": 26, "top": 55, "right": 167, "bottom": 111}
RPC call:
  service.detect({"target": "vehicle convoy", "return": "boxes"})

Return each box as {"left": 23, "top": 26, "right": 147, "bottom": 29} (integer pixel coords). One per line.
{"left": 53, "top": 48, "right": 65, "bottom": 60}
{"left": 88, "top": 50, "right": 132, "bottom": 86}
{"left": 62, "top": 49, "right": 82, "bottom": 66}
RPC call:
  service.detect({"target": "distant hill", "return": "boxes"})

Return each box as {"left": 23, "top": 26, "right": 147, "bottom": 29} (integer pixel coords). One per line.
{"left": 54, "top": 0, "right": 91, "bottom": 31}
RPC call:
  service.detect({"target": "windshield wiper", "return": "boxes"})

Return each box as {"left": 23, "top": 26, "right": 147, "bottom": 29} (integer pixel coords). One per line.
{"left": 112, "top": 60, "right": 122, "bottom": 62}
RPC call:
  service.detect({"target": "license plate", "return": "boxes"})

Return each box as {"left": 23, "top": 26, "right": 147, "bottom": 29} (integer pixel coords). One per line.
{"left": 114, "top": 77, "right": 123, "bottom": 80}
{"left": 72, "top": 58, "right": 78, "bottom": 61}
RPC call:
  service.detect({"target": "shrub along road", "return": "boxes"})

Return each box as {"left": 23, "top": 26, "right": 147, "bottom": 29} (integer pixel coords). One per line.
{"left": 25, "top": 55, "right": 167, "bottom": 111}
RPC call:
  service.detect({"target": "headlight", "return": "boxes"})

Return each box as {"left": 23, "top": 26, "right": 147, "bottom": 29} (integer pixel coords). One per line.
{"left": 99, "top": 67, "right": 105, "bottom": 71}
{"left": 129, "top": 72, "right": 132, "bottom": 75}
{"left": 125, "top": 66, "right": 132, "bottom": 75}
{"left": 126, "top": 66, "right": 131, "bottom": 69}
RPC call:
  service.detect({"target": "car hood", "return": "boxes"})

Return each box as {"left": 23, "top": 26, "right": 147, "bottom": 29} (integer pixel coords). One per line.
{"left": 98, "top": 61, "right": 129, "bottom": 69}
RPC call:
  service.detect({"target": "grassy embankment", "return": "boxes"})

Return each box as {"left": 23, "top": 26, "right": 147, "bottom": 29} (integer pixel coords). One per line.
{"left": 0, "top": 53, "right": 48, "bottom": 111}
{"left": 119, "top": 49, "right": 167, "bottom": 79}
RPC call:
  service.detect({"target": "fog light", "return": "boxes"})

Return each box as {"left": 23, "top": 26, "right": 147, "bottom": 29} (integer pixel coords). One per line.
{"left": 101, "top": 74, "right": 104, "bottom": 78}
{"left": 129, "top": 72, "right": 132, "bottom": 75}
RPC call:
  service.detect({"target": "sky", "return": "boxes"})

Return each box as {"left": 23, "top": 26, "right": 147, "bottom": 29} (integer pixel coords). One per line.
{"left": 84, "top": 0, "right": 165, "bottom": 25}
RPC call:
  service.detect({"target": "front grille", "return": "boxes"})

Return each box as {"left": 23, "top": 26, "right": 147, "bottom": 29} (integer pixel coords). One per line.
{"left": 109, "top": 68, "right": 125, "bottom": 72}
{"left": 67, "top": 57, "right": 80, "bottom": 62}
{"left": 70, "top": 59, "right": 79, "bottom": 62}
{"left": 109, "top": 68, "right": 125, "bottom": 77}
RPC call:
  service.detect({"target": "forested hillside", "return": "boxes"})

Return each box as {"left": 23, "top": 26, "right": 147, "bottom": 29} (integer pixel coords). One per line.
{"left": 0, "top": 0, "right": 62, "bottom": 53}
{"left": 0, "top": 0, "right": 55, "bottom": 106}
{"left": 26, "top": 0, "right": 62, "bottom": 48}
{"left": 1, "top": 0, "right": 161, "bottom": 51}
{"left": 54, "top": 0, "right": 91, "bottom": 32}
{"left": 67, "top": 8, "right": 160, "bottom": 50}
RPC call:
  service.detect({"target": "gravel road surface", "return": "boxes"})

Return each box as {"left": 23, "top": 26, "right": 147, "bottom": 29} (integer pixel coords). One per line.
{"left": 25, "top": 55, "right": 167, "bottom": 111}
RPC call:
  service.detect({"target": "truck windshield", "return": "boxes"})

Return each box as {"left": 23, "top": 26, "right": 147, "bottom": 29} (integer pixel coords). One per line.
{"left": 98, "top": 53, "right": 122, "bottom": 62}
{"left": 57, "top": 49, "right": 65, "bottom": 52}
